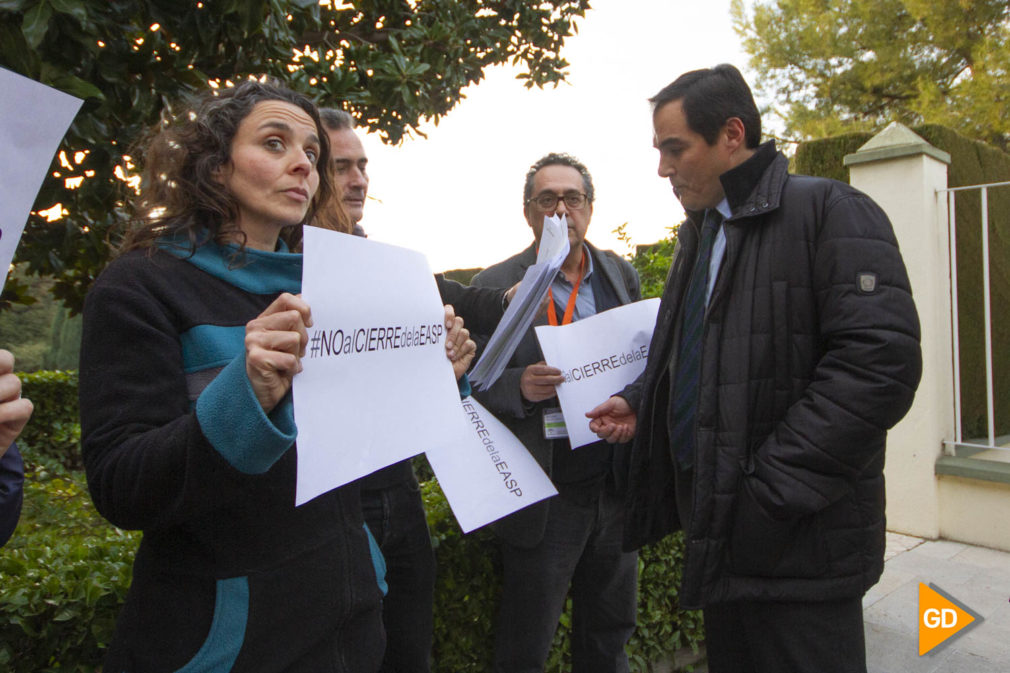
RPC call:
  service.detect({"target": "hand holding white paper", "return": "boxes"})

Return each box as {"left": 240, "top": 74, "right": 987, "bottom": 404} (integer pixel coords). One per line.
{"left": 534, "top": 298, "right": 661, "bottom": 448}
{"left": 294, "top": 227, "right": 469, "bottom": 505}
{"left": 536, "top": 214, "right": 569, "bottom": 264}
{"left": 426, "top": 396, "right": 557, "bottom": 533}
{"left": 469, "top": 214, "right": 569, "bottom": 390}
{"left": 0, "top": 68, "right": 83, "bottom": 287}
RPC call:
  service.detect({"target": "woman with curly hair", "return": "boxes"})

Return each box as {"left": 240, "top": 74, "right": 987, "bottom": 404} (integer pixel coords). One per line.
{"left": 79, "top": 79, "right": 382, "bottom": 672}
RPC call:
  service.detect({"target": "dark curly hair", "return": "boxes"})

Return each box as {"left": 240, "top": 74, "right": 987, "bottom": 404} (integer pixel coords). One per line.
{"left": 122, "top": 79, "right": 348, "bottom": 253}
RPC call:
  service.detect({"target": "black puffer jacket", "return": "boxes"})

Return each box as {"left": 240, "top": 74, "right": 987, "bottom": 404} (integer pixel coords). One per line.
{"left": 620, "top": 142, "right": 922, "bottom": 608}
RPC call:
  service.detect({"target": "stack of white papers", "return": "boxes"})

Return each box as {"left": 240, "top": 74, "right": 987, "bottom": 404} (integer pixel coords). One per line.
{"left": 469, "top": 214, "right": 570, "bottom": 390}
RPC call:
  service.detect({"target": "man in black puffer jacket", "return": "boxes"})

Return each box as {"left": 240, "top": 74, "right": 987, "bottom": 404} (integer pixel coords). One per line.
{"left": 587, "top": 65, "right": 922, "bottom": 673}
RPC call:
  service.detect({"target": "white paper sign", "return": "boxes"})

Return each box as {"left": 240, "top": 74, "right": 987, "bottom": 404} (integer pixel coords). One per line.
{"left": 535, "top": 298, "right": 661, "bottom": 448}
{"left": 0, "top": 68, "right": 83, "bottom": 284}
{"left": 426, "top": 396, "right": 558, "bottom": 533}
{"left": 294, "top": 227, "right": 469, "bottom": 505}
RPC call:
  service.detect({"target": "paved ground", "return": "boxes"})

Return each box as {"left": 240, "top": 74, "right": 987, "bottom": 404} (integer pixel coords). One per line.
{"left": 864, "top": 533, "right": 1010, "bottom": 672}
{"left": 660, "top": 532, "right": 1010, "bottom": 672}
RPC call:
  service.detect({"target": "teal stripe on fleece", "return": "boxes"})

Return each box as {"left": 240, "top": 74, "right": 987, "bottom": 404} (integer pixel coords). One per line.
{"left": 196, "top": 354, "right": 296, "bottom": 474}
{"left": 180, "top": 325, "right": 246, "bottom": 374}
{"left": 159, "top": 238, "right": 301, "bottom": 295}
{"left": 457, "top": 373, "right": 471, "bottom": 399}
{"left": 174, "top": 576, "right": 249, "bottom": 673}
{"left": 364, "top": 524, "right": 388, "bottom": 596}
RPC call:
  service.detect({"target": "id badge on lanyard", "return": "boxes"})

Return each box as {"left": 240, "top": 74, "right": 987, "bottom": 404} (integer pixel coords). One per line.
{"left": 543, "top": 407, "right": 568, "bottom": 439}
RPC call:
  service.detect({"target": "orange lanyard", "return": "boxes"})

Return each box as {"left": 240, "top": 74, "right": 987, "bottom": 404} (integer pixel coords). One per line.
{"left": 547, "top": 250, "right": 586, "bottom": 326}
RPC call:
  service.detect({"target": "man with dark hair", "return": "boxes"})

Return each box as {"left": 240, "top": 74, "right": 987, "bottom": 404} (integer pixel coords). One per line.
{"left": 587, "top": 64, "right": 922, "bottom": 672}
{"left": 473, "top": 153, "right": 640, "bottom": 673}
{"left": 320, "top": 108, "right": 369, "bottom": 237}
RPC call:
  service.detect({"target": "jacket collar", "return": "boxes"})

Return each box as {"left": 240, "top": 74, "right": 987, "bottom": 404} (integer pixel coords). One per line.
{"left": 684, "top": 140, "right": 788, "bottom": 225}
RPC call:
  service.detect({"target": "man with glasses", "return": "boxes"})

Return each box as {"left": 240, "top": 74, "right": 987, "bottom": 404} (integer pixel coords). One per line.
{"left": 472, "top": 153, "right": 641, "bottom": 673}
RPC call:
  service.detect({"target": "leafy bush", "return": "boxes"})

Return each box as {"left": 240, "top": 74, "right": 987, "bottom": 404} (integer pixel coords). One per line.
{"left": 2, "top": 376, "right": 703, "bottom": 670}
{"left": 615, "top": 222, "right": 680, "bottom": 300}
{"left": 0, "top": 451, "right": 138, "bottom": 672}
{"left": 17, "top": 370, "right": 82, "bottom": 470}
{"left": 424, "top": 480, "right": 704, "bottom": 673}
{"left": 424, "top": 479, "right": 501, "bottom": 672}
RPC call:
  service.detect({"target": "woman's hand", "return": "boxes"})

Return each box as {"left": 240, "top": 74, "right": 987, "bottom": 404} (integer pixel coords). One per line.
{"left": 0, "top": 349, "right": 33, "bottom": 452}
{"left": 245, "top": 293, "right": 312, "bottom": 413}
{"left": 444, "top": 305, "right": 476, "bottom": 380}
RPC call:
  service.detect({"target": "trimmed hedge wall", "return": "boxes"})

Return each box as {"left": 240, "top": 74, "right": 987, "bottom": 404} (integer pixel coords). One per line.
{"left": 3, "top": 373, "right": 703, "bottom": 671}
{"left": 18, "top": 370, "right": 81, "bottom": 470}
{"left": 796, "top": 125, "right": 1010, "bottom": 440}
{"left": 0, "top": 456, "right": 137, "bottom": 671}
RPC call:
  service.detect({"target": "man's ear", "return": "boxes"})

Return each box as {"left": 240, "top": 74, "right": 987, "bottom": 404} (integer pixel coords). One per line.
{"left": 722, "top": 117, "right": 746, "bottom": 152}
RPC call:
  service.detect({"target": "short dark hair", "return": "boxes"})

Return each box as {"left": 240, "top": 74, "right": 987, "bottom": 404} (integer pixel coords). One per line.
{"left": 650, "top": 64, "right": 761, "bottom": 148}
{"left": 523, "top": 152, "right": 595, "bottom": 205}
{"left": 319, "top": 107, "right": 355, "bottom": 132}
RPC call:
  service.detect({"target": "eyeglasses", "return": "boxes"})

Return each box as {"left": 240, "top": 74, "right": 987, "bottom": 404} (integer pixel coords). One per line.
{"left": 526, "top": 192, "right": 589, "bottom": 210}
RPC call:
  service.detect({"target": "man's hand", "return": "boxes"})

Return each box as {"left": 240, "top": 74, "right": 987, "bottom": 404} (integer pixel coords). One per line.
{"left": 443, "top": 305, "right": 476, "bottom": 380}
{"left": 245, "top": 293, "right": 312, "bottom": 413}
{"left": 586, "top": 395, "right": 637, "bottom": 444}
{"left": 503, "top": 281, "right": 550, "bottom": 318}
{"left": 0, "top": 349, "right": 33, "bottom": 453}
{"left": 505, "top": 282, "right": 519, "bottom": 307}
{"left": 520, "top": 361, "right": 564, "bottom": 403}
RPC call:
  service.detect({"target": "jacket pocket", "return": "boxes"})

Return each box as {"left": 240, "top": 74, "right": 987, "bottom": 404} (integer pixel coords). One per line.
{"left": 727, "top": 480, "right": 828, "bottom": 579}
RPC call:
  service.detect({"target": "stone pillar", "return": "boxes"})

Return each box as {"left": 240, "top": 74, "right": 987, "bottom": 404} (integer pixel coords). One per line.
{"left": 844, "top": 123, "right": 952, "bottom": 539}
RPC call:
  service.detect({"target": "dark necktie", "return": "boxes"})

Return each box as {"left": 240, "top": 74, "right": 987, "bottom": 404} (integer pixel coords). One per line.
{"left": 669, "top": 209, "right": 722, "bottom": 468}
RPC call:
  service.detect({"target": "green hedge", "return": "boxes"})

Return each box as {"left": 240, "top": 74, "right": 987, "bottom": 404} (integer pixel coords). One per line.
{"left": 0, "top": 453, "right": 138, "bottom": 671}
{"left": 424, "top": 480, "right": 702, "bottom": 672}
{"left": 17, "top": 370, "right": 81, "bottom": 471}
{"left": 3, "top": 373, "right": 703, "bottom": 671}
{"left": 796, "top": 125, "right": 1010, "bottom": 440}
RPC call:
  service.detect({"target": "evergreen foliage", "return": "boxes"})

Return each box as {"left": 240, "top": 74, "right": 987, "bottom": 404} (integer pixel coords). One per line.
{"left": 732, "top": 0, "right": 1010, "bottom": 150}
{"left": 0, "top": 0, "right": 590, "bottom": 313}
{"left": 3, "top": 372, "right": 705, "bottom": 671}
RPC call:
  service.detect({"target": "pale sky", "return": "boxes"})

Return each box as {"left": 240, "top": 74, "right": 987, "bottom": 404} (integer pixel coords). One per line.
{"left": 355, "top": 0, "right": 752, "bottom": 272}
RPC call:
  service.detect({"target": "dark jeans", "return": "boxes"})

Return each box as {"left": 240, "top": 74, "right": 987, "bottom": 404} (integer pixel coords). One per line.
{"left": 361, "top": 479, "right": 436, "bottom": 673}
{"left": 493, "top": 491, "right": 638, "bottom": 673}
{"left": 704, "top": 596, "right": 867, "bottom": 673}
